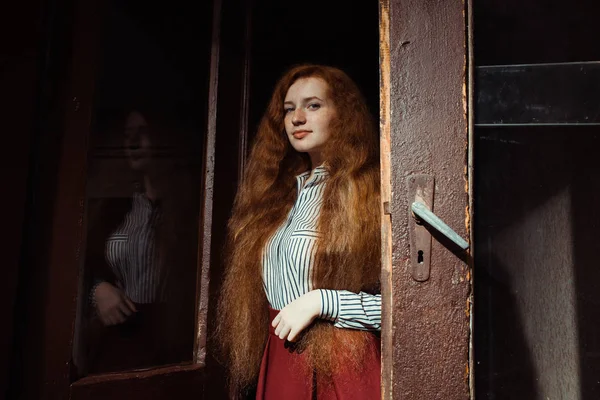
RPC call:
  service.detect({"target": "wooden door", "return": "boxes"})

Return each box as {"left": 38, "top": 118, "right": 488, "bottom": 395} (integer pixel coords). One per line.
{"left": 380, "top": 0, "right": 471, "bottom": 398}
{"left": 7, "top": 0, "right": 249, "bottom": 398}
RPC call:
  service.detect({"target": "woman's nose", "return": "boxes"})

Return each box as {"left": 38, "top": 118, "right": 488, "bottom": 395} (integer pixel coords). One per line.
{"left": 292, "top": 109, "right": 306, "bottom": 125}
{"left": 124, "top": 127, "right": 139, "bottom": 141}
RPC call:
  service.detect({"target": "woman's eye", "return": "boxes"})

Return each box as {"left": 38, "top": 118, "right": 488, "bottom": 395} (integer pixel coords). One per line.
{"left": 284, "top": 108, "right": 294, "bottom": 113}
{"left": 308, "top": 103, "right": 321, "bottom": 110}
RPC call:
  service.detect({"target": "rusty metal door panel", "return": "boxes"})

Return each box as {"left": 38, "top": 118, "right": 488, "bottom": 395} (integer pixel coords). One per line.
{"left": 380, "top": 0, "right": 470, "bottom": 398}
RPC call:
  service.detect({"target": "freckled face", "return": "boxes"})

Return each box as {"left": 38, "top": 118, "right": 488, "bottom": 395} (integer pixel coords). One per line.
{"left": 284, "top": 77, "right": 336, "bottom": 166}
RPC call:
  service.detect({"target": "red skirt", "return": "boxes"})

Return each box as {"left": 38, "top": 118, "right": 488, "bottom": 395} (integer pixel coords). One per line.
{"left": 256, "top": 308, "right": 381, "bottom": 400}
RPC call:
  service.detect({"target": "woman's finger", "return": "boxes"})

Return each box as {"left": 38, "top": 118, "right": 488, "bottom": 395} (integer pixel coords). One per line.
{"left": 278, "top": 325, "right": 291, "bottom": 340}
{"left": 100, "top": 310, "right": 113, "bottom": 326}
{"left": 288, "top": 328, "right": 299, "bottom": 342}
{"left": 112, "top": 309, "right": 126, "bottom": 324}
{"left": 272, "top": 313, "right": 281, "bottom": 328}
{"left": 118, "top": 302, "right": 133, "bottom": 317}
{"left": 124, "top": 297, "right": 137, "bottom": 313}
{"left": 274, "top": 321, "right": 283, "bottom": 336}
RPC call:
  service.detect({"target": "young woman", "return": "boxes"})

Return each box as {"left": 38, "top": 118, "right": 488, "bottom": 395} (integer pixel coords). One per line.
{"left": 218, "top": 65, "right": 381, "bottom": 399}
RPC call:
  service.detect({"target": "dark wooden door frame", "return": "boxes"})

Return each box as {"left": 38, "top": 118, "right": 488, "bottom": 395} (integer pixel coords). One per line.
{"left": 70, "top": 0, "right": 222, "bottom": 396}
{"left": 0, "top": 1, "right": 47, "bottom": 396}
{"left": 9, "top": 0, "right": 101, "bottom": 397}
{"left": 378, "top": 2, "right": 393, "bottom": 398}
{"left": 380, "top": 0, "right": 471, "bottom": 398}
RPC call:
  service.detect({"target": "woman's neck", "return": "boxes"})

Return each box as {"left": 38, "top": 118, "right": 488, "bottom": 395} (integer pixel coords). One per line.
{"left": 309, "top": 151, "right": 324, "bottom": 170}
{"left": 143, "top": 173, "right": 166, "bottom": 202}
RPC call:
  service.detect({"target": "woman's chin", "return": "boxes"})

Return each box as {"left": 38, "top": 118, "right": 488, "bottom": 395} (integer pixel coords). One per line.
{"left": 129, "top": 158, "right": 150, "bottom": 172}
{"left": 291, "top": 142, "right": 316, "bottom": 154}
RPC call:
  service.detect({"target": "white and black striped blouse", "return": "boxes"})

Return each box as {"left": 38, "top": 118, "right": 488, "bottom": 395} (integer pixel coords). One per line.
{"left": 262, "top": 165, "right": 381, "bottom": 331}
{"left": 104, "top": 192, "right": 163, "bottom": 304}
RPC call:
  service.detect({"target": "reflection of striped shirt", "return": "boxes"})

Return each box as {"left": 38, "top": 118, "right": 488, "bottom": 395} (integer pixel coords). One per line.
{"left": 105, "top": 192, "right": 163, "bottom": 303}
{"left": 262, "top": 166, "right": 381, "bottom": 331}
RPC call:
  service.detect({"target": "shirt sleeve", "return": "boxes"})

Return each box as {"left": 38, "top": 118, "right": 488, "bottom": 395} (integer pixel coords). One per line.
{"left": 317, "top": 289, "right": 381, "bottom": 331}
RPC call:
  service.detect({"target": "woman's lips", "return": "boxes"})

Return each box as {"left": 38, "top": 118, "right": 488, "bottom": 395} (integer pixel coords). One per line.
{"left": 293, "top": 130, "right": 311, "bottom": 139}
{"left": 127, "top": 148, "right": 147, "bottom": 160}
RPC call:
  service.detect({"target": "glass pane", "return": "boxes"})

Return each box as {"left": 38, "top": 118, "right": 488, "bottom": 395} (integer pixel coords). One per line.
{"left": 72, "top": 0, "right": 211, "bottom": 376}
{"left": 474, "top": 127, "right": 600, "bottom": 399}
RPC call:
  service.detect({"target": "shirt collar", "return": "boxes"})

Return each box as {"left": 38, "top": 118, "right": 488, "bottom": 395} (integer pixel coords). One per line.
{"left": 296, "top": 164, "right": 328, "bottom": 192}
{"left": 296, "top": 164, "right": 329, "bottom": 179}
{"left": 133, "top": 191, "right": 161, "bottom": 211}
{"left": 313, "top": 164, "right": 328, "bottom": 176}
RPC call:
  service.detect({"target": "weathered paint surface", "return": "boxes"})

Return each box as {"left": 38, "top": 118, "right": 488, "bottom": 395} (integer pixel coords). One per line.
{"left": 386, "top": 0, "right": 470, "bottom": 398}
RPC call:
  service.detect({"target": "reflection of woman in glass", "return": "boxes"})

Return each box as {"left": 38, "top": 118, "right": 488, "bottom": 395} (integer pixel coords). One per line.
{"left": 84, "top": 107, "right": 199, "bottom": 373}
{"left": 92, "top": 110, "right": 159, "bottom": 326}
{"left": 218, "top": 65, "right": 381, "bottom": 398}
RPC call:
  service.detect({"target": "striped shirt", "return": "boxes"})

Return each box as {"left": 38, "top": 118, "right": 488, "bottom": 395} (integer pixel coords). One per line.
{"left": 262, "top": 165, "right": 381, "bottom": 331}
{"left": 105, "top": 192, "right": 164, "bottom": 303}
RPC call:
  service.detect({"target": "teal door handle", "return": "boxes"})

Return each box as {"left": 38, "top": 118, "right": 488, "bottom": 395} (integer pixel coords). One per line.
{"left": 411, "top": 201, "right": 469, "bottom": 250}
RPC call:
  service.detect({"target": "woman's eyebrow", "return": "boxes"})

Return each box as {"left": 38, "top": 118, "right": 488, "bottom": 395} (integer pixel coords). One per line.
{"left": 283, "top": 96, "right": 324, "bottom": 105}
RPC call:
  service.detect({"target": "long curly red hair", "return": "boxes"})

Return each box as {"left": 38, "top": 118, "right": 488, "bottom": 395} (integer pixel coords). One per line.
{"left": 216, "top": 64, "right": 381, "bottom": 392}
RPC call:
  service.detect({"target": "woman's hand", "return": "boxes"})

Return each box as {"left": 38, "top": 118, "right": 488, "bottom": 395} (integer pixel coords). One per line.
{"left": 272, "top": 290, "right": 322, "bottom": 342}
{"left": 93, "top": 282, "right": 137, "bottom": 326}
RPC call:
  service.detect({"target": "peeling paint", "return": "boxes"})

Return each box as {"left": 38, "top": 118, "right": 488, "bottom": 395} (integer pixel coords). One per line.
{"left": 465, "top": 297, "right": 470, "bottom": 318}
{"left": 465, "top": 204, "right": 471, "bottom": 237}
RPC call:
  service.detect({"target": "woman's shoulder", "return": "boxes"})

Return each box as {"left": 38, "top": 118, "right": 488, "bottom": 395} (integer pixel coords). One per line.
{"left": 87, "top": 197, "right": 134, "bottom": 237}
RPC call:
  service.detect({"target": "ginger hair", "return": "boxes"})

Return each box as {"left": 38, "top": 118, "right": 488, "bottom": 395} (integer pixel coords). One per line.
{"left": 216, "top": 64, "right": 381, "bottom": 393}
